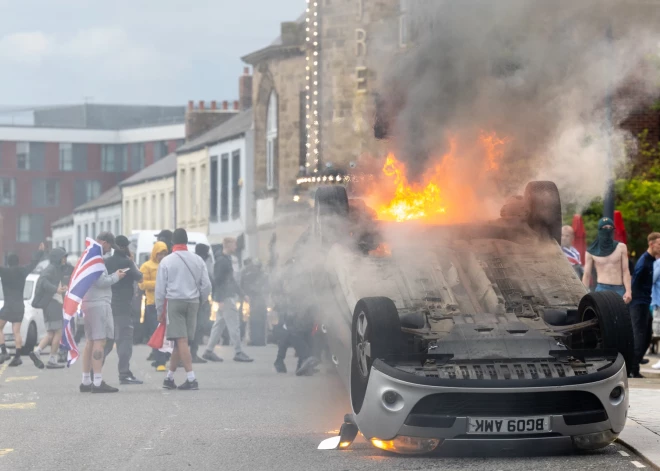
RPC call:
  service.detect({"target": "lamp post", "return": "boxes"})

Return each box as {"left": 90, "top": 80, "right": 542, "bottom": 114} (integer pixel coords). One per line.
{"left": 603, "top": 24, "right": 615, "bottom": 220}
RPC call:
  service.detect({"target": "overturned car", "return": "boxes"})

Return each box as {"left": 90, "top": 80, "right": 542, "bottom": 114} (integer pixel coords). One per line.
{"left": 305, "top": 181, "right": 633, "bottom": 455}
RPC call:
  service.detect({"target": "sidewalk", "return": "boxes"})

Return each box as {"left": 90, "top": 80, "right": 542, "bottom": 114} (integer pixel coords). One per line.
{"left": 618, "top": 388, "right": 660, "bottom": 470}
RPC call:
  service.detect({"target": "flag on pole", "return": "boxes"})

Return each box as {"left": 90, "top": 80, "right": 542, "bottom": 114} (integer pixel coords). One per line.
{"left": 60, "top": 238, "right": 106, "bottom": 366}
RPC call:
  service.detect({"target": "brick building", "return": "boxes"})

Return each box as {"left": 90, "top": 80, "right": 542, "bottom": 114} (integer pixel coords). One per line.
{"left": 0, "top": 104, "right": 186, "bottom": 263}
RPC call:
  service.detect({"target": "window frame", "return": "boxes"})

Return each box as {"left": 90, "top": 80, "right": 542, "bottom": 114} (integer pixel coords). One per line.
{"left": 59, "top": 143, "right": 73, "bottom": 171}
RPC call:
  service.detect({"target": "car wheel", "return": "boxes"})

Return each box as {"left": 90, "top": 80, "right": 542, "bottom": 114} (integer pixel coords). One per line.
{"left": 576, "top": 291, "right": 635, "bottom": 372}
{"left": 21, "top": 322, "right": 37, "bottom": 355}
{"left": 350, "top": 297, "right": 401, "bottom": 414}
{"left": 314, "top": 186, "right": 349, "bottom": 245}
{"left": 524, "top": 181, "right": 562, "bottom": 245}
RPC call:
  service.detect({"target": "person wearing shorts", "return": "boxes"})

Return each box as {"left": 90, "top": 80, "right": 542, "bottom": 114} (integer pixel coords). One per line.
{"left": 156, "top": 228, "right": 211, "bottom": 391}
{"left": 79, "top": 232, "right": 126, "bottom": 394}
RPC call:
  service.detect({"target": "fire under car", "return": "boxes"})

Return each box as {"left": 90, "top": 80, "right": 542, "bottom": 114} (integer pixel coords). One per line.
{"left": 303, "top": 181, "right": 633, "bottom": 455}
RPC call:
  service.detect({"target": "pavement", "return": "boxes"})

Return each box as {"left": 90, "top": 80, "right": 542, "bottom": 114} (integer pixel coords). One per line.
{"left": 0, "top": 344, "right": 657, "bottom": 471}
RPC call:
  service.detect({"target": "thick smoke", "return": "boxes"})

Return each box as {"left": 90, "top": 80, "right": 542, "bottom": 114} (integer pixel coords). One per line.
{"left": 375, "top": 0, "right": 660, "bottom": 207}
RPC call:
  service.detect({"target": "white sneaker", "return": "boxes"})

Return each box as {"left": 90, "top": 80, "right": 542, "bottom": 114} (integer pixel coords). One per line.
{"left": 652, "top": 360, "right": 660, "bottom": 370}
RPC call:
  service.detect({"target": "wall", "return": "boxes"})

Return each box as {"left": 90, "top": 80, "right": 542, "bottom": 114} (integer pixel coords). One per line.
{"left": 176, "top": 148, "right": 210, "bottom": 234}
{"left": 72, "top": 203, "right": 121, "bottom": 254}
{"left": 52, "top": 223, "right": 74, "bottom": 254}
{"left": 122, "top": 176, "right": 176, "bottom": 235}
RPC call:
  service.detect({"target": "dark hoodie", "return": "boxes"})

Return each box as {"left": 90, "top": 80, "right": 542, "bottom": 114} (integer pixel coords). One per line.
{"left": 39, "top": 248, "right": 67, "bottom": 323}
{"left": 106, "top": 248, "right": 143, "bottom": 313}
{"left": 0, "top": 249, "right": 44, "bottom": 316}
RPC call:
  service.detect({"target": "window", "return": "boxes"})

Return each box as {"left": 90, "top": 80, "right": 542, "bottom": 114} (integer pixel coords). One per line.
{"left": 151, "top": 194, "right": 156, "bottom": 229}
{"left": 84, "top": 224, "right": 89, "bottom": 241}
{"left": 101, "top": 145, "right": 117, "bottom": 172}
{"left": 160, "top": 193, "right": 166, "bottom": 228}
{"left": 67, "top": 239, "right": 72, "bottom": 254}
{"left": 32, "top": 178, "right": 60, "bottom": 207}
{"left": 59, "top": 143, "right": 73, "bottom": 171}
{"left": 179, "top": 169, "right": 186, "bottom": 219}
{"left": 116, "top": 145, "right": 128, "bottom": 172}
{"left": 16, "top": 214, "right": 44, "bottom": 243}
{"left": 141, "top": 197, "right": 146, "bottom": 226}
{"left": 115, "top": 219, "right": 120, "bottom": 236}
{"left": 16, "top": 142, "right": 29, "bottom": 169}
{"left": 220, "top": 154, "right": 229, "bottom": 221}
{"left": 266, "top": 91, "right": 278, "bottom": 190}
{"left": 74, "top": 180, "right": 101, "bottom": 206}
{"left": 232, "top": 150, "right": 241, "bottom": 220}
{"left": 191, "top": 167, "right": 197, "bottom": 216}
{"left": 299, "top": 91, "right": 307, "bottom": 172}
{"left": 91, "top": 222, "right": 96, "bottom": 238}
{"left": 0, "top": 177, "right": 16, "bottom": 206}
{"left": 210, "top": 156, "right": 218, "bottom": 221}
{"left": 154, "top": 141, "right": 168, "bottom": 161}
{"left": 77, "top": 225, "right": 82, "bottom": 252}
{"left": 169, "top": 191, "right": 175, "bottom": 228}
{"left": 131, "top": 144, "right": 145, "bottom": 171}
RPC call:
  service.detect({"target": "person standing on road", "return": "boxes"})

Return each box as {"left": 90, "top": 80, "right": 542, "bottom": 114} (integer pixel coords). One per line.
{"left": 583, "top": 217, "right": 632, "bottom": 302}
{"left": 629, "top": 232, "right": 660, "bottom": 378}
{"left": 79, "top": 232, "right": 126, "bottom": 393}
{"left": 156, "top": 229, "right": 211, "bottom": 390}
{"left": 157, "top": 229, "right": 173, "bottom": 254}
{"left": 104, "top": 235, "right": 144, "bottom": 385}
{"left": 140, "top": 241, "right": 169, "bottom": 371}
{"left": 29, "top": 247, "right": 68, "bottom": 369}
{"left": 650, "top": 252, "right": 660, "bottom": 370}
{"left": 190, "top": 243, "right": 213, "bottom": 364}
{"left": 0, "top": 243, "right": 45, "bottom": 367}
{"left": 203, "top": 237, "right": 253, "bottom": 363}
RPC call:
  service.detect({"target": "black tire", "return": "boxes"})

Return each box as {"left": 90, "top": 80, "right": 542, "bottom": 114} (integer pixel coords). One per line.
{"left": 314, "top": 186, "right": 349, "bottom": 245}
{"left": 524, "top": 181, "right": 562, "bottom": 244}
{"left": 350, "top": 297, "right": 401, "bottom": 414}
{"left": 577, "top": 292, "right": 635, "bottom": 372}
{"left": 21, "top": 322, "right": 37, "bottom": 355}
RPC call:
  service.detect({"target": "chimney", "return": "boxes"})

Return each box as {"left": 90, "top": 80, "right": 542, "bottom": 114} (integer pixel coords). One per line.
{"left": 184, "top": 100, "right": 240, "bottom": 141}
{"left": 233, "top": 101, "right": 239, "bottom": 110}
{"left": 239, "top": 67, "right": 253, "bottom": 111}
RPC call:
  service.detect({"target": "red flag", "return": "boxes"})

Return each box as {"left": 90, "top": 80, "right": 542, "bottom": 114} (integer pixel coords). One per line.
{"left": 614, "top": 210, "right": 627, "bottom": 244}
{"left": 572, "top": 214, "right": 586, "bottom": 266}
{"left": 147, "top": 323, "right": 166, "bottom": 349}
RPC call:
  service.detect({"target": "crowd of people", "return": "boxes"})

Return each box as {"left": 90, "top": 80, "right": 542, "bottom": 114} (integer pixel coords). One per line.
{"left": 562, "top": 217, "right": 660, "bottom": 377}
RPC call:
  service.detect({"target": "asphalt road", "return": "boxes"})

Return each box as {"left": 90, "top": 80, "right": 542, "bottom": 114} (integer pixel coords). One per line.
{"left": 0, "top": 344, "right": 653, "bottom": 471}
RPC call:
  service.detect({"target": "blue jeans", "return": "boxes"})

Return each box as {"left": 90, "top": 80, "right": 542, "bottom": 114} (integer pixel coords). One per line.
{"left": 595, "top": 283, "right": 625, "bottom": 297}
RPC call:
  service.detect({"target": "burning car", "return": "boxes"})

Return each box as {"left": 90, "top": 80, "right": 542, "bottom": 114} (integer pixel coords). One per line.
{"left": 308, "top": 181, "right": 633, "bottom": 455}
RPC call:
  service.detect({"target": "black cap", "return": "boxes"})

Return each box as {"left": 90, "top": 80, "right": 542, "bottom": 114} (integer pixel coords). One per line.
{"left": 115, "top": 235, "right": 130, "bottom": 248}
{"left": 156, "top": 229, "right": 173, "bottom": 240}
{"left": 97, "top": 232, "right": 115, "bottom": 246}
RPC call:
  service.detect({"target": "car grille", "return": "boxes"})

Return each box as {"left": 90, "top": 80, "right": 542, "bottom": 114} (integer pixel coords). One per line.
{"left": 409, "top": 391, "right": 605, "bottom": 417}
{"left": 400, "top": 360, "right": 601, "bottom": 380}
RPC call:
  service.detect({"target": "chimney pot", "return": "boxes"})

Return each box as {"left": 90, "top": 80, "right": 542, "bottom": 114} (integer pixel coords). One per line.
{"left": 243, "top": 66, "right": 249, "bottom": 75}
{"left": 199, "top": 100, "right": 205, "bottom": 110}
{"left": 211, "top": 100, "right": 217, "bottom": 110}
{"left": 222, "top": 101, "right": 228, "bottom": 110}
{"left": 233, "top": 100, "right": 239, "bottom": 110}
{"left": 188, "top": 100, "right": 194, "bottom": 111}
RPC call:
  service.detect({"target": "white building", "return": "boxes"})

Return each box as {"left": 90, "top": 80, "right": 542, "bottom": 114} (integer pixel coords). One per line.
{"left": 176, "top": 109, "right": 256, "bottom": 257}
{"left": 50, "top": 186, "right": 122, "bottom": 256}
{"left": 120, "top": 153, "right": 177, "bottom": 234}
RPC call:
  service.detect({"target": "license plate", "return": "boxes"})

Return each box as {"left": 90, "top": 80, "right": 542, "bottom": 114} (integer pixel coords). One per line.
{"left": 467, "top": 417, "right": 550, "bottom": 434}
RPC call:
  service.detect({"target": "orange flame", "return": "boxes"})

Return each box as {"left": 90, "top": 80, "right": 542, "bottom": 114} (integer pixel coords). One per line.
{"left": 363, "top": 132, "right": 510, "bottom": 224}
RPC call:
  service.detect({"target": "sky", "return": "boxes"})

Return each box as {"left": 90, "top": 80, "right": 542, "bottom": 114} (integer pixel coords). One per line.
{"left": 0, "top": 0, "right": 304, "bottom": 108}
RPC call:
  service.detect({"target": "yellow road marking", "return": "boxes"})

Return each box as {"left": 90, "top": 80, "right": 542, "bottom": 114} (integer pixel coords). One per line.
{"left": 0, "top": 402, "right": 36, "bottom": 410}
{"left": 5, "top": 376, "right": 37, "bottom": 382}
{"left": 0, "top": 448, "right": 14, "bottom": 457}
{"left": 0, "top": 363, "right": 8, "bottom": 379}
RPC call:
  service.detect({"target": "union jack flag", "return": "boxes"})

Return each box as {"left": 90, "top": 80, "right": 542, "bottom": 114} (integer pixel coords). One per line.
{"left": 562, "top": 246, "right": 582, "bottom": 266}
{"left": 60, "top": 238, "right": 106, "bottom": 366}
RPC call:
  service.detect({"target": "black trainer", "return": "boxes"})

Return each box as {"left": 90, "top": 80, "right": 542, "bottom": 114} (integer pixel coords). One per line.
{"left": 8, "top": 355, "right": 22, "bottom": 367}
{"left": 120, "top": 375, "right": 144, "bottom": 385}
{"left": 79, "top": 383, "right": 92, "bottom": 393}
{"left": 0, "top": 352, "right": 11, "bottom": 364}
{"left": 274, "top": 359, "right": 287, "bottom": 373}
{"left": 163, "top": 378, "right": 177, "bottom": 390}
{"left": 192, "top": 355, "right": 207, "bottom": 364}
{"left": 177, "top": 379, "right": 199, "bottom": 390}
{"left": 91, "top": 381, "right": 119, "bottom": 393}
{"left": 29, "top": 352, "right": 45, "bottom": 369}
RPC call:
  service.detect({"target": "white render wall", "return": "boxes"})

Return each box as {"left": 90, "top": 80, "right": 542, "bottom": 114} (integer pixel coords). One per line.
{"left": 72, "top": 203, "right": 122, "bottom": 254}
{"left": 122, "top": 176, "right": 176, "bottom": 234}
{"left": 176, "top": 148, "right": 210, "bottom": 234}
{"left": 52, "top": 223, "right": 74, "bottom": 254}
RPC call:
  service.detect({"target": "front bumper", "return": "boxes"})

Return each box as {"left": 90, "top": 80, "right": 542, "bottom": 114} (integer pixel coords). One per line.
{"left": 354, "top": 355, "right": 628, "bottom": 452}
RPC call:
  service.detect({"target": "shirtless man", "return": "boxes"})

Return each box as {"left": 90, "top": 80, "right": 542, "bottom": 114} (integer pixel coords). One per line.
{"left": 582, "top": 217, "right": 632, "bottom": 303}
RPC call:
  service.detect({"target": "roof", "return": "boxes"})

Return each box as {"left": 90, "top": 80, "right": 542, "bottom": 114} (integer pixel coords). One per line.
{"left": 177, "top": 109, "right": 253, "bottom": 154}
{"left": 51, "top": 214, "right": 74, "bottom": 228}
{"left": 241, "top": 13, "right": 305, "bottom": 65}
{"left": 74, "top": 185, "right": 122, "bottom": 213}
{"left": 119, "top": 152, "right": 177, "bottom": 187}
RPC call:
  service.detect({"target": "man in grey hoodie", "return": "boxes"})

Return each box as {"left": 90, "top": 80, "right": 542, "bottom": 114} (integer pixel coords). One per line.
{"left": 79, "top": 232, "right": 126, "bottom": 394}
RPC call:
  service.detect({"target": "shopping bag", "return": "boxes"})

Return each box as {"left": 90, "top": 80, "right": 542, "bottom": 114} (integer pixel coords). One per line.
{"left": 147, "top": 323, "right": 166, "bottom": 349}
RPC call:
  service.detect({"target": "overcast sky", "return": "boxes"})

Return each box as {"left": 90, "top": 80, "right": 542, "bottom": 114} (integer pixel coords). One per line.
{"left": 0, "top": 0, "right": 304, "bottom": 108}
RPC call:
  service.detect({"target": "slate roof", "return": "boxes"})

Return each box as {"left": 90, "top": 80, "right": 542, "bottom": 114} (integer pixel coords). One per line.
{"left": 119, "top": 152, "right": 177, "bottom": 187}
{"left": 74, "top": 185, "right": 122, "bottom": 212}
{"left": 177, "top": 109, "right": 253, "bottom": 154}
{"left": 51, "top": 214, "right": 74, "bottom": 228}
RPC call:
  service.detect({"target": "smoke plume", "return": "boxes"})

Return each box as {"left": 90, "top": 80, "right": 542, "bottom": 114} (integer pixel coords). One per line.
{"left": 374, "top": 0, "right": 660, "bottom": 208}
